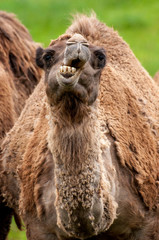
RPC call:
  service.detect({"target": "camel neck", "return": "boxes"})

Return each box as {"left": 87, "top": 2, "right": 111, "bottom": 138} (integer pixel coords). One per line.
{"left": 47, "top": 102, "right": 99, "bottom": 174}
{"left": 47, "top": 102, "right": 117, "bottom": 238}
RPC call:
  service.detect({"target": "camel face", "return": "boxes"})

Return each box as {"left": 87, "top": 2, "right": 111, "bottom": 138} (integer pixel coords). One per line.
{"left": 36, "top": 34, "right": 106, "bottom": 106}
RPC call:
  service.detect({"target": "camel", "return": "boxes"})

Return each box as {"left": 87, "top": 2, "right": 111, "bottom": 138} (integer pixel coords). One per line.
{"left": 0, "top": 14, "right": 158, "bottom": 240}
{"left": 0, "top": 11, "right": 42, "bottom": 239}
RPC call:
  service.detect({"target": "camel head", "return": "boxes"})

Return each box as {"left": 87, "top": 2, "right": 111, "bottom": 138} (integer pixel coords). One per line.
{"left": 36, "top": 34, "right": 106, "bottom": 108}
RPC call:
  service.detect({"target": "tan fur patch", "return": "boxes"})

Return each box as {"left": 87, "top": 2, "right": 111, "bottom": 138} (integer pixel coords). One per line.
{"left": 154, "top": 71, "right": 159, "bottom": 85}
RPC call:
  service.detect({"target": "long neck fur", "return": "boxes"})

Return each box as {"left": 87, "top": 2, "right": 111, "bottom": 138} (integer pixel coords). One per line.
{"left": 47, "top": 98, "right": 117, "bottom": 236}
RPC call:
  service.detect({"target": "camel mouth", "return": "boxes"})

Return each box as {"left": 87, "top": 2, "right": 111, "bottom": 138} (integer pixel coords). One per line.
{"left": 60, "top": 65, "right": 77, "bottom": 78}
{"left": 56, "top": 65, "right": 81, "bottom": 88}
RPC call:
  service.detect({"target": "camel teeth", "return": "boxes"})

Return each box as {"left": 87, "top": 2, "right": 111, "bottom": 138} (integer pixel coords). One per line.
{"left": 60, "top": 66, "right": 76, "bottom": 74}
{"left": 67, "top": 66, "right": 71, "bottom": 72}
{"left": 71, "top": 67, "right": 76, "bottom": 73}
{"left": 60, "top": 66, "right": 63, "bottom": 73}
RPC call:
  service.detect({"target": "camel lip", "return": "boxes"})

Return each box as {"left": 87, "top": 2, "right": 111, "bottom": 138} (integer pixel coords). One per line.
{"left": 56, "top": 69, "right": 81, "bottom": 88}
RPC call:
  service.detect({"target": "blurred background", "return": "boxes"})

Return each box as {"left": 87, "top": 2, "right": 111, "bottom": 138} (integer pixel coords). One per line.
{"left": 0, "top": 0, "right": 158, "bottom": 239}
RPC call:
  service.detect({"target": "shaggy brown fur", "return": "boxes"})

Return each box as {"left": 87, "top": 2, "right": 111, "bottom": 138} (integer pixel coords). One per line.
{"left": 0, "top": 13, "right": 159, "bottom": 240}
{"left": 0, "top": 11, "right": 42, "bottom": 240}
{"left": 0, "top": 11, "right": 42, "bottom": 143}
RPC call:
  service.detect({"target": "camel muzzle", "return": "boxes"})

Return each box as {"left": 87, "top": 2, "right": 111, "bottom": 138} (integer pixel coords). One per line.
{"left": 56, "top": 34, "right": 91, "bottom": 89}
{"left": 63, "top": 40, "right": 90, "bottom": 68}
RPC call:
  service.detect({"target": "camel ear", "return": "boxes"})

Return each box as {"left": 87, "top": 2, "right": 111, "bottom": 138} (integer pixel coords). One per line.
{"left": 36, "top": 47, "right": 44, "bottom": 68}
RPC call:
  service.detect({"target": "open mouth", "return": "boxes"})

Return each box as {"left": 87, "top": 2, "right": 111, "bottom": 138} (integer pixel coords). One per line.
{"left": 56, "top": 64, "right": 81, "bottom": 88}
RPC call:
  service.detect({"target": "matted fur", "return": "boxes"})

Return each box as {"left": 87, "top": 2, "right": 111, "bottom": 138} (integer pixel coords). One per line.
{"left": 0, "top": 13, "right": 159, "bottom": 240}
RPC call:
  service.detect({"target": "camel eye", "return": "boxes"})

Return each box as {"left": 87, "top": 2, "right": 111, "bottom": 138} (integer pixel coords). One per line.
{"left": 44, "top": 53, "right": 52, "bottom": 62}
{"left": 44, "top": 49, "right": 55, "bottom": 61}
{"left": 43, "top": 50, "right": 55, "bottom": 68}
{"left": 94, "top": 50, "right": 106, "bottom": 69}
{"left": 97, "top": 53, "right": 105, "bottom": 61}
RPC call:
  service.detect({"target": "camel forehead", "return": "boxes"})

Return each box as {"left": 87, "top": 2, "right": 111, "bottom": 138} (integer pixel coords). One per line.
{"left": 67, "top": 33, "right": 88, "bottom": 43}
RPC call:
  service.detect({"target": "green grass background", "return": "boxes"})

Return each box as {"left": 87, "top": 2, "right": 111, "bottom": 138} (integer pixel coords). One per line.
{"left": 0, "top": 0, "right": 158, "bottom": 239}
